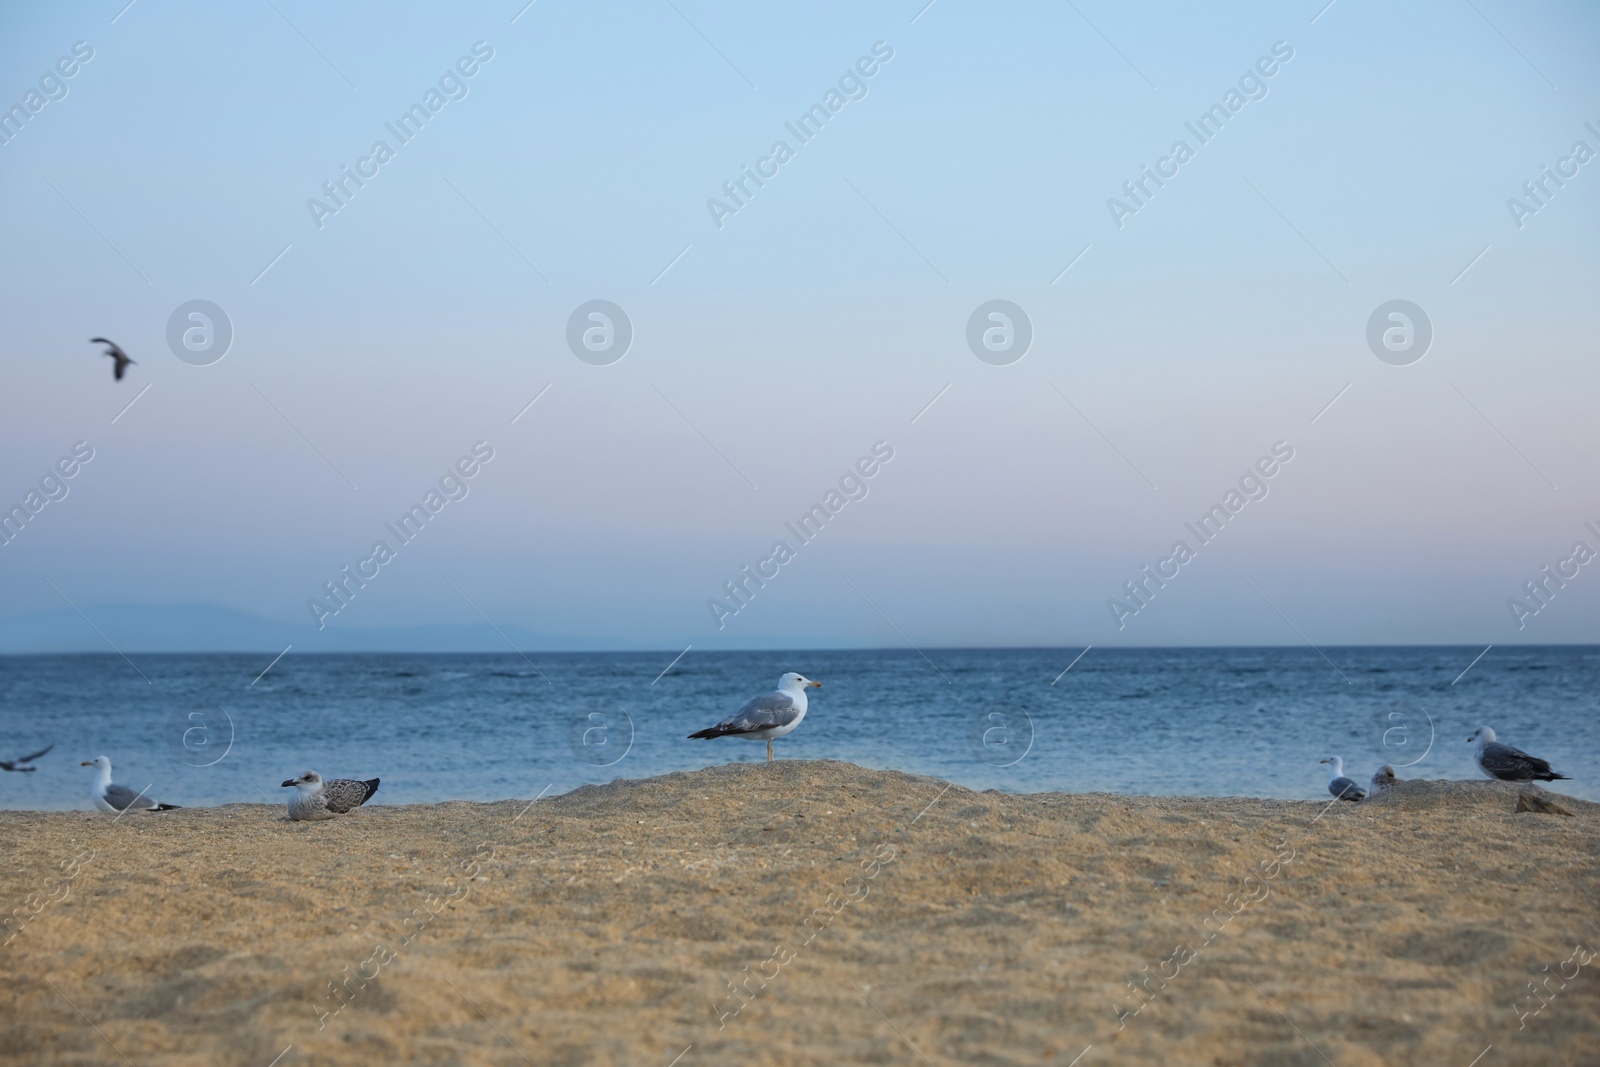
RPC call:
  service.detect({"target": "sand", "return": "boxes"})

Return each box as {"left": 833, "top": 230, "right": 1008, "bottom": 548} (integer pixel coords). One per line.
{"left": 1, "top": 761, "right": 1596, "bottom": 1066}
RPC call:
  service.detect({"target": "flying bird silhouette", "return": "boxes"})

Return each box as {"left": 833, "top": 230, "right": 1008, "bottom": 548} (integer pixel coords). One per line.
{"left": 90, "top": 337, "right": 135, "bottom": 380}
{"left": 0, "top": 743, "right": 53, "bottom": 772}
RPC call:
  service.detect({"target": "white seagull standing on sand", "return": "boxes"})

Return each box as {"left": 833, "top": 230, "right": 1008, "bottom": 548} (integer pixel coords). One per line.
{"left": 281, "top": 770, "right": 380, "bottom": 820}
{"left": 80, "top": 756, "right": 180, "bottom": 812}
{"left": 1319, "top": 756, "right": 1366, "bottom": 802}
{"left": 689, "top": 672, "right": 822, "bottom": 762}
{"left": 1468, "top": 727, "right": 1570, "bottom": 783}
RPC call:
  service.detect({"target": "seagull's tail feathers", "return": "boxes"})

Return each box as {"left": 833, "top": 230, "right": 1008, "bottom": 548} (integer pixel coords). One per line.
{"left": 151, "top": 803, "right": 181, "bottom": 811}
{"left": 1538, "top": 771, "right": 1571, "bottom": 781}
{"left": 688, "top": 725, "right": 729, "bottom": 739}
{"left": 360, "top": 778, "right": 380, "bottom": 803}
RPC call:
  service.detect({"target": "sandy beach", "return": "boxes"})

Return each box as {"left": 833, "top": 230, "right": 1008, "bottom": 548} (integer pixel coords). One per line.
{"left": 1, "top": 761, "right": 1596, "bottom": 1066}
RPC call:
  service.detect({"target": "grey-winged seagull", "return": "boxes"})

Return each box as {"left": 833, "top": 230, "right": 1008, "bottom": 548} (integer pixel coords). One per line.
{"left": 1, "top": 743, "right": 52, "bottom": 772}
{"left": 80, "top": 756, "right": 180, "bottom": 812}
{"left": 90, "top": 338, "right": 135, "bottom": 381}
{"left": 1468, "top": 726, "right": 1570, "bottom": 782}
{"left": 281, "top": 770, "right": 380, "bottom": 820}
{"left": 1370, "top": 764, "right": 1398, "bottom": 792}
{"left": 688, "top": 672, "right": 821, "bottom": 762}
{"left": 1319, "top": 756, "right": 1366, "bottom": 802}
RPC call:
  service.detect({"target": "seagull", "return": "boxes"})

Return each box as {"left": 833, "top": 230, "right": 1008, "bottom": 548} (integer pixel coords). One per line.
{"left": 1319, "top": 756, "right": 1366, "bottom": 802}
{"left": 1370, "top": 764, "right": 1398, "bottom": 793}
{"left": 80, "top": 756, "right": 180, "bottom": 812}
{"left": 688, "top": 672, "right": 822, "bottom": 762}
{"left": 281, "top": 770, "right": 380, "bottom": 821}
{"left": 90, "top": 337, "right": 135, "bottom": 380}
{"left": 0, "top": 743, "right": 53, "bottom": 772}
{"left": 1468, "top": 726, "right": 1570, "bottom": 782}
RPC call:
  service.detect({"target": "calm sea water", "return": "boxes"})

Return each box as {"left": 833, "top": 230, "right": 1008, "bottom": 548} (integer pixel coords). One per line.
{"left": 2, "top": 647, "right": 1595, "bottom": 811}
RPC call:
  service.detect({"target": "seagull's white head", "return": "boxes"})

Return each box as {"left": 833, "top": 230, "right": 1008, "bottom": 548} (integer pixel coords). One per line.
{"left": 80, "top": 756, "right": 110, "bottom": 772}
{"left": 780, "top": 672, "right": 822, "bottom": 691}
{"left": 1468, "top": 726, "right": 1496, "bottom": 745}
{"left": 281, "top": 770, "right": 323, "bottom": 790}
{"left": 1318, "top": 756, "right": 1343, "bottom": 774}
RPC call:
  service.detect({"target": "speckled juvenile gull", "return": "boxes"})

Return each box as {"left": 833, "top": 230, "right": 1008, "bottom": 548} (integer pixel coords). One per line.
{"left": 281, "top": 770, "right": 380, "bottom": 820}
{"left": 1370, "top": 764, "right": 1398, "bottom": 792}
{"left": 1468, "top": 726, "right": 1570, "bottom": 783}
{"left": 80, "top": 756, "right": 180, "bottom": 812}
{"left": 1319, "top": 756, "right": 1366, "bottom": 802}
{"left": 688, "top": 672, "right": 822, "bottom": 762}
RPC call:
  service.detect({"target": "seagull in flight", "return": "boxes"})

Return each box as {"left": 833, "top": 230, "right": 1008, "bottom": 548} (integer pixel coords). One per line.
{"left": 0, "top": 743, "right": 53, "bottom": 772}
{"left": 689, "top": 672, "right": 822, "bottom": 762}
{"left": 281, "top": 770, "right": 380, "bottom": 820}
{"left": 81, "top": 756, "right": 180, "bottom": 812}
{"left": 90, "top": 337, "right": 135, "bottom": 380}
{"left": 1319, "top": 756, "right": 1366, "bottom": 802}
{"left": 1468, "top": 726, "right": 1570, "bottom": 782}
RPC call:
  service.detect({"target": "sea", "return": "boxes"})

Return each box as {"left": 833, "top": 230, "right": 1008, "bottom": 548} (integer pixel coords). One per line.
{"left": 2, "top": 646, "right": 1596, "bottom": 811}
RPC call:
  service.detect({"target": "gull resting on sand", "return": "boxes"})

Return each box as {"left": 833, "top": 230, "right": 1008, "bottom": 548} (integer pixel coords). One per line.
{"left": 281, "top": 770, "right": 380, "bottom": 820}
{"left": 1319, "top": 756, "right": 1366, "bottom": 802}
{"left": 1468, "top": 726, "right": 1569, "bottom": 782}
{"left": 81, "top": 756, "right": 180, "bottom": 812}
{"left": 689, "top": 672, "right": 821, "bottom": 762}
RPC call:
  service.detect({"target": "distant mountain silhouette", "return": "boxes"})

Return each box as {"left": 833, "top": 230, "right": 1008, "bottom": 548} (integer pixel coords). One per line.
{"left": 0, "top": 603, "right": 640, "bottom": 654}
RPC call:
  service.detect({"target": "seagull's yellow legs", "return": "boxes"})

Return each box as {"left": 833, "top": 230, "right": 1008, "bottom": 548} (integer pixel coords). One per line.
{"left": 766, "top": 740, "right": 774, "bottom": 762}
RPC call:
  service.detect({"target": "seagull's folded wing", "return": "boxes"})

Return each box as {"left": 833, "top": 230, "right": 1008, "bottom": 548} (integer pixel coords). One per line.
{"left": 1483, "top": 742, "right": 1553, "bottom": 778}
{"left": 102, "top": 783, "right": 155, "bottom": 810}
{"left": 322, "top": 778, "right": 376, "bottom": 813}
{"left": 720, "top": 691, "right": 801, "bottom": 732}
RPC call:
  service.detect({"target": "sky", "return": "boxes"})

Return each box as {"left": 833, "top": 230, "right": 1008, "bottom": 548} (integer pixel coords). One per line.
{"left": 1, "top": 0, "right": 1597, "bottom": 653}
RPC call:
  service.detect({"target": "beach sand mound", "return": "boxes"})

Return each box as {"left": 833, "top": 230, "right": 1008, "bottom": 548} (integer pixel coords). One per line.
{"left": 1, "top": 760, "right": 1595, "bottom": 1066}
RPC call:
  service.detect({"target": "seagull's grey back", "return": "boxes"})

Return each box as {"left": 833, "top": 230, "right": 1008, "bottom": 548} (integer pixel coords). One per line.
{"left": 1480, "top": 741, "right": 1549, "bottom": 779}
{"left": 102, "top": 783, "right": 156, "bottom": 810}
{"left": 727, "top": 690, "right": 801, "bottom": 729}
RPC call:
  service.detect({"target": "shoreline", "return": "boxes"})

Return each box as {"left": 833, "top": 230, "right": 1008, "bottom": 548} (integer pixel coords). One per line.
{"left": 2, "top": 761, "right": 1595, "bottom": 1065}
{"left": 6, "top": 759, "right": 1592, "bottom": 815}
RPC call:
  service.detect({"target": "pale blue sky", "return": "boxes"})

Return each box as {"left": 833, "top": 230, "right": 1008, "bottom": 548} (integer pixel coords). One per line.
{"left": 1, "top": 0, "right": 1597, "bottom": 651}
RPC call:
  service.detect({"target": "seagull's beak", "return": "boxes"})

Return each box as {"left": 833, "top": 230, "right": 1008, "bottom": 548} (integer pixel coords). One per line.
{"left": 80, "top": 761, "right": 92, "bottom": 766}
{"left": 807, "top": 679, "right": 822, "bottom": 688}
{"left": 280, "top": 778, "right": 296, "bottom": 788}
